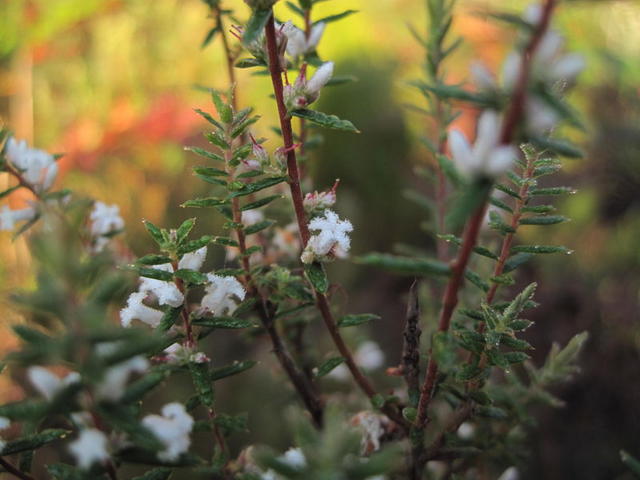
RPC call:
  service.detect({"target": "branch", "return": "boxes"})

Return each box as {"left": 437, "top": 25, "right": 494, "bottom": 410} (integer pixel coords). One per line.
{"left": 0, "top": 457, "right": 36, "bottom": 480}
{"left": 263, "top": 13, "right": 408, "bottom": 430}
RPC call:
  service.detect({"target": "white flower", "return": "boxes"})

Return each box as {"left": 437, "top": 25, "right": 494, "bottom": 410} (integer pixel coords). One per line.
{"left": 283, "top": 22, "right": 326, "bottom": 58}
{"left": 457, "top": 422, "right": 475, "bottom": 439}
{"left": 178, "top": 246, "right": 207, "bottom": 271}
{"left": 497, "top": 466, "right": 519, "bottom": 480}
{"left": 241, "top": 210, "right": 265, "bottom": 227}
{"left": 306, "top": 61, "right": 334, "bottom": 96}
{"left": 448, "top": 110, "right": 517, "bottom": 179}
{"left": 349, "top": 412, "right": 391, "bottom": 455}
{"left": 330, "top": 341, "right": 384, "bottom": 381}
{"left": 27, "top": 367, "right": 80, "bottom": 400}
{"left": 201, "top": 274, "right": 246, "bottom": 316}
{"left": 89, "top": 202, "right": 125, "bottom": 252}
{"left": 120, "top": 291, "right": 164, "bottom": 328}
{"left": 303, "top": 180, "right": 339, "bottom": 213}
{"left": 163, "top": 343, "right": 209, "bottom": 364}
{"left": 5, "top": 137, "right": 58, "bottom": 192}
{"left": 503, "top": 31, "right": 584, "bottom": 89}
{"left": 139, "top": 263, "right": 184, "bottom": 308}
{"left": 142, "top": 403, "right": 194, "bottom": 462}
{"left": 284, "top": 62, "right": 334, "bottom": 110}
{"left": 0, "top": 417, "right": 10, "bottom": 453}
{"left": 95, "top": 356, "right": 149, "bottom": 401}
{"left": 68, "top": 429, "right": 110, "bottom": 470}
{"left": 0, "top": 205, "right": 36, "bottom": 231}
{"left": 281, "top": 447, "right": 306, "bottom": 468}
{"left": 301, "top": 209, "right": 352, "bottom": 264}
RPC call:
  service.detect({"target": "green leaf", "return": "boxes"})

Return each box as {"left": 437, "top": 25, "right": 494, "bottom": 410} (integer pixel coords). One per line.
{"left": 143, "top": 220, "right": 166, "bottom": 246}
{"left": 519, "top": 215, "right": 568, "bottom": 226}
{"left": 212, "top": 236, "right": 239, "bottom": 247}
{"left": 131, "top": 468, "right": 173, "bottom": 480}
{"left": 530, "top": 136, "right": 583, "bottom": 158}
{"left": 2, "top": 429, "right": 70, "bottom": 455}
{"left": 236, "top": 58, "right": 266, "bottom": 69}
{"left": 190, "top": 362, "right": 214, "bottom": 408}
{"left": 315, "top": 357, "right": 345, "bottom": 377}
{"left": 122, "top": 368, "right": 171, "bottom": 403}
{"left": 136, "top": 266, "right": 174, "bottom": 282}
{"left": 313, "top": 9, "right": 358, "bottom": 25}
{"left": 192, "top": 317, "right": 255, "bottom": 329}
{"left": 241, "top": 195, "right": 282, "bottom": 211}
{"left": 0, "top": 401, "right": 46, "bottom": 421}
{"left": 291, "top": 109, "right": 360, "bottom": 133}
{"left": 184, "top": 146, "right": 224, "bottom": 163}
{"left": 177, "top": 235, "right": 212, "bottom": 255}
{"left": 529, "top": 186, "right": 575, "bottom": 196}
{"left": 182, "top": 197, "right": 229, "bottom": 208}
{"left": 227, "top": 176, "right": 288, "bottom": 199}
{"left": 176, "top": 218, "right": 196, "bottom": 245}
{"left": 210, "top": 360, "right": 258, "bottom": 382}
{"left": 137, "top": 254, "right": 173, "bottom": 265}
{"left": 511, "top": 245, "right": 571, "bottom": 255}
{"left": 503, "top": 252, "right": 533, "bottom": 274}
{"left": 243, "top": 8, "right": 271, "bottom": 46}
{"left": 174, "top": 269, "right": 208, "bottom": 285}
{"left": 356, "top": 253, "right": 450, "bottom": 277}
{"left": 304, "top": 262, "right": 329, "bottom": 293}
{"left": 211, "top": 90, "right": 233, "bottom": 124}
{"left": 337, "top": 313, "right": 381, "bottom": 328}
{"left": 193, "top": 108, "right": 223, "bottom": 130}
{"left": 47, "top": 463, "right": 96, "bottom": 480}
{"left": 447, "top": 179, "right": 492, "bottom": 229}
{"left": 244, "top": 220, "right": 275, "bottom": 235}
{"left": 475, "top": 406, "right": 508, "bottom": 419}
{"left": 621, "top": 450, "right": 640, "bottom": 475}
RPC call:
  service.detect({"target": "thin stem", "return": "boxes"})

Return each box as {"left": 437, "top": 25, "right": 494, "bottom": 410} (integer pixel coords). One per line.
{"left": 0, "top": 458, "right": 35, "bottom": 480}
{"left": 221, "top": 119, "right": 324, "bottom": 427}
{"left": 401, "top": 280, "right": 422, "bottom": 405}
{"left": 409, "top": 2, "right": 558, "bottom": 474}
{"left": 264, "top": 13, "right": 407, "bottom": 429}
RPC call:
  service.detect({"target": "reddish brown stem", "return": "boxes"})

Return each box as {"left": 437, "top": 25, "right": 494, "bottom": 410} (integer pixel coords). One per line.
{"left": 414, "top": 0, "right": 558, "bottom": 432}
{"left": 264, "top": 13, "right": 407, "bottom": 429}
{"left": 0, "top": 458, "right": 35, "bottom": 480}
{"left": 414, "top": 200, "right": 488, "bottom": 429}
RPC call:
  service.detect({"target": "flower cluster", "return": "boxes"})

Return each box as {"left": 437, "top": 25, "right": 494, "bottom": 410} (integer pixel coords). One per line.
{"left": 301, "top": 209, "right": 353, "bottom": 264}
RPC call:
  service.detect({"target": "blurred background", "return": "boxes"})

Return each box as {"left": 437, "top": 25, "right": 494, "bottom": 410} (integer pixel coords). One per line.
{"left": 1, "top": 0, "right": 639, "bottom": 478}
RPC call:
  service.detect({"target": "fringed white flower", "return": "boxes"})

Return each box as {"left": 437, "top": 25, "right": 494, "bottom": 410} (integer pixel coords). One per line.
{"left": 89, "top": 201, "right": 125, "bottom": 252}
{"left": 201, "top": 274, "right": 246, "bottom": 316}
{"left": 120, "top": 291, "right": 164, "bottom": 328}
{"left": 0, "top": 205, "right": 37, "bottom": 231}
{"left": 178, "top": 246, "right": 208, "bottom": 271}
{"left": 139, "top": 263, "right": 184, "bottom": 308}
{"left": 68, "top": 429, "right": 110, "bottom": 470}
{"left": 303, "top": 180, "right": 339, "bottom": 213}
{"left": 448, "top": 110, "right": 517, "bottom": 179}
{"left": 142, "top": 403, "right": 194, "bottom": 462}
{"left": 301, "top": 209, "right": 352, "bottom": 264}
{"left": 27, "top": 367, "right": 80, "bottom": 400}
{"left": 5, "top": 137, "right": 58, "bottom": 193}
